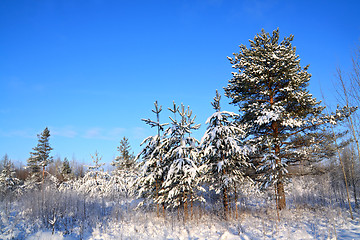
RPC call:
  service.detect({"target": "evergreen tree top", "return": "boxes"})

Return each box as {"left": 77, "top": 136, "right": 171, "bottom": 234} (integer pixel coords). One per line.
{"left": 211, "top": 90, "right": 221, "bottom": 112}
{"left": 112, "top": 136, "right": 136, "bottom": 170}
{"left": 225, "top": 28, "right": 314, "bottom": 113}
{"left": 87, "top": 151, "right": 105, "bottom": 172}
{"left": 28, "top": 127, "right": 53, "bottom": 170}
{"left": 166, "top": 102, "right": 200, "bottom": 139}
{"left": 141, "top": 101, "right": 168, "bottom": 133}
{"left": 224, "top": 29, "right": 328, "bottom": 131}
{"left": 61, "top": 157, "right": 72, "bottom": 175}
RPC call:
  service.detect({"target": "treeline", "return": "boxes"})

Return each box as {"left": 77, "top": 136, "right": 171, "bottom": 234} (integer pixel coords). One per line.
{"left": 0, "top": 154, "right": 86, "bottom": 182}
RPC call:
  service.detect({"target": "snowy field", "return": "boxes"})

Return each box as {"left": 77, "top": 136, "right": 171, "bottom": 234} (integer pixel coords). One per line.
{"left": 3, "top": 207, "right": 360, "bottom": 239}
{"left": 1, "top": 189, "right": 360, "bottom": 240}
{"left": 1, "top": 157, "right": 360, "bottom": 240}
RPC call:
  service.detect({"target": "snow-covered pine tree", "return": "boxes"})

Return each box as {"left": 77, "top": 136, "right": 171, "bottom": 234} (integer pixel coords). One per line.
{"left": 157, "top": 102, "right": 204, "bottom": 221}
{"left": 61, "top": 157, "right": 72, "bottom": 181}
{"left": 63, "top": 150, "right": 126, "bottom": 200}
{"left": 61, "top": 158, "right": 72, "bottom": 174}
{"left": 26, "top": 127, "right": 53, "bottom": 182}
{"left": 112, "top": 137, "right": 135, "bottom": 170}
{"left": 135, "top": 101, "right": 168, "bottom": 215}
{"left": 112, "top": 137, "right": 136, "bottom": 175}
{"left": 224, "top": 29, "right": 355, "bottom": 210}
{"left": 86, "top": 151, "right": 105, "bottom": 180}
{"left": 77, "top": 151, "right": 112, "bottom": 198}
{"left": 111, "top": 137, "right": 137, "bottom": 197}
{"left": 0, "top": 154, "right": 21, "bottom": 199}
{"left": 200, "top": 90, "right": 252, "bottom": 219}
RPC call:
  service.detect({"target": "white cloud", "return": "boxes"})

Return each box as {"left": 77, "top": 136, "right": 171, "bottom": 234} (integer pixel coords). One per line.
{"left": 108, "top": 127, "right": 125, "bottom": 139}
{"left": 83, "top": 127, "right": 104, "bottom": 139}
{"left": 0, "top": 128, "right": 36, "bottom": 138}
{"left": 0, "top": 126, "right": 129, "bottom": 141}
{"left": 132, "top": 127, "right": 147, "bottom": 140}
{"left": 83, "top": 127, "right": 126, "bottom": 140}
{"left": 51, "top": 126, "right": 78, "bottom": 138}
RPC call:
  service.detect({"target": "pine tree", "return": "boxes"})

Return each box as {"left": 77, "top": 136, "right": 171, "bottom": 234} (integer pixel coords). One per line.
{"left": 0, "top": 154, "right": 21, "bottom": 198}
{"left": 75, "top": 151, "right": 111, "bottom": 198}
{"left": 0, "top": 154, "right": 11, "bottom": 172}
{"left": 112, "top": 137, "right": 136, "bottom": 175}
{"left": 61, "top": 157, "right": 72, "bottom": 180}
{"left": 135, "top": 101, "right": 168, "bottom": 215}
{"left": 87, "top": 151, "right": 105, "bottom": 174}
{"left": 224, "top": 29, "right": 354, "bottom": 210}
{"left": 112, "top": 137, "right": 137, "bottom": 197}
{"left": 200, "top": 90, "right": 252, "bottom": 219}
{"left": 157, "top": 102, "right": 204, "bottom": 221}
{"left": 59, "top": 153, "right": 119, "bottom": 200}
{"left": 61, "top": 157, "right": 72, "bottom": 175}
{"left": 27, "top": 127, "right": 53, "bottom": 182}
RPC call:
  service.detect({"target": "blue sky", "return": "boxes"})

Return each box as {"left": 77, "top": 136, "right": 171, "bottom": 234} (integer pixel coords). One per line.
{"left": 1, "top": 0, "right": 359, "bottom": 165}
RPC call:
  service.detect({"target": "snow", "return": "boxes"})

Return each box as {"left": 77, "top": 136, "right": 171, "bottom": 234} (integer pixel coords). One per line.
{"left": 2, "top": 172, "right": 360, "bottom": 240}
{"left": 254, "top": 108, "right": 281, "bottom": 125}
{"left": 27, "top": 231, "right": 75, "bottom": 240}
{"left": 18, "top": 209, "right": 360, "bottom": 239}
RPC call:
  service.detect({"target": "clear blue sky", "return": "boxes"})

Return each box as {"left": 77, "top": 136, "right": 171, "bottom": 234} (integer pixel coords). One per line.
{"left": 1, "top": 0, "right": 359, "bottom": 166}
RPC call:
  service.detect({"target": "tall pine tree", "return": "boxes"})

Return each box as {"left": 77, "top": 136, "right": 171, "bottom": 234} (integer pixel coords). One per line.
{"left": 224, "top": 29, "right": 354, "bottom": 210}
{"left": 27, "top": 127, "right": 53, "bottom": 182}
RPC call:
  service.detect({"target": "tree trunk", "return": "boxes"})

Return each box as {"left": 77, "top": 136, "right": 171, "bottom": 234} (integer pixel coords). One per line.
{"left": 83, "top": 197, "right": 86, "bottom": 219}
{"left": 350, "top": 157, "right": 358, "bottom": 207}
{"left": 274, "top": 143, "right": 286, "bottom": 210}
{"left": 223, "top": 187, "right": 229, "bottom": 220}
{"left": 234, "top": 186, "right": 239, "bottom": 219}
{"left": 222, "top": 157, "right": 229, "bottom": 220}
{"left": 155, "top": 180, "right": 159, "bottom": 217}
{"left": 183, "top": 191, "right": 188, "bottom": 223}
{"left": 351, "top": 162, "right": 358, "bottom": 207}
{"left": 42, "top": 166, "right": 45, "bottom": 183}
{"left": 190, "top": 192, "right": 194, "bottom": 220}
{"left": 271, "top": 103, "right": 286, "bottom": 211}
{"left": 276, "top": 180, "right": 286, "bottom": 210}
{"left": 275, "top": 187, "right": 280, "bottom": 222}
{"left": 339, "top": 154, "right": 353, "bottom": 219}
{"left": 177, "top": 205, "right": 180, "bottom": 221}
{"left": 162, "top": 202, "right": 166, "bottom": 218}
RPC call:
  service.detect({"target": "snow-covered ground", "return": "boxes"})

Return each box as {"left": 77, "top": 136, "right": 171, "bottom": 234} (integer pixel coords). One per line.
{"left": 84, "top": 208, "right": 360, "bottom": 240}
{"left": 1, "top": 200, "right": 360, "bottom": 239}
{"left": 1, "top": 175, "right": 359, "bottom": 239}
